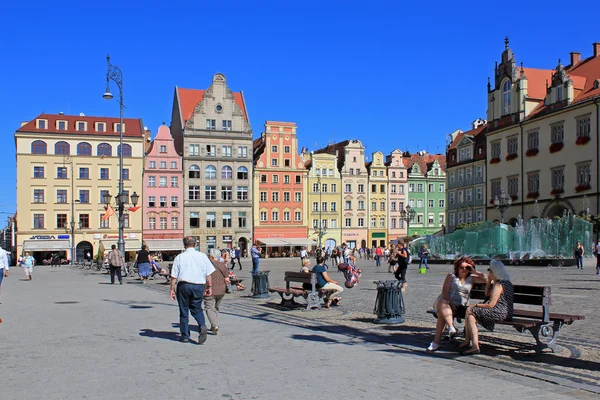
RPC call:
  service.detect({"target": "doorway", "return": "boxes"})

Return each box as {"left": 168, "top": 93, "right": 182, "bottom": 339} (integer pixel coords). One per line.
{"left": 76, "top": 241, "right": 93, "bottom": 262}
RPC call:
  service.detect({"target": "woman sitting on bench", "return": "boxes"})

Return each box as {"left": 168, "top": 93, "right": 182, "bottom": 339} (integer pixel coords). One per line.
{"left": 427, "top": 256, "right": 488, "bottom": 352}
{"left": 312, "top": 256, "right": 343, "bottom": 308}
{"left": 459, "top": 259, "right": 514, "bottom": 355}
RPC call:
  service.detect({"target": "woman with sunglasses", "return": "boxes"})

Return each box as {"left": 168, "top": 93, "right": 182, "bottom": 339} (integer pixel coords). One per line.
{"left": 427, "top": 256, "right": 487, "bottom": 352}
{"left": 458, "top": 259, "right": 514, "bottom": 355}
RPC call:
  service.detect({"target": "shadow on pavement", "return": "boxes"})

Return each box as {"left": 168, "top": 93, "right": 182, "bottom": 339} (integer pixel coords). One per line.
{"left": 139, "top": 329, "right": 181, "bottom": 342}
{"left": 290, "top": 334, "right": 339, "bottom": 343}
{"left": 102, "top": 299, "right": 176, "bottom": 308}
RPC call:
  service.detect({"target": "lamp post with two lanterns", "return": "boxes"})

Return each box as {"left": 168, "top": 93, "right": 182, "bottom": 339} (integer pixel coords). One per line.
{"left": 493, "top": 190, "right": 512, "bottom": 224}
{"left": 400, "top": 205, "right": 416, "bottom": 237}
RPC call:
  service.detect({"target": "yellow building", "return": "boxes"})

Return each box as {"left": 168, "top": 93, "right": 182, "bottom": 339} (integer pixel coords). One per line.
{"left": 367, "top": 151, "right": 388, "bottom": 247}
{"left": 306, "top": 152, "right": 342, "bottom": 250}
{"left": 15, "top": 113, "right": 147, "bottom": 262}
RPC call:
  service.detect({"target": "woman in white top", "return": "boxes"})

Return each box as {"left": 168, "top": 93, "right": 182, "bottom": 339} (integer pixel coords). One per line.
{"left": 427, "top": 256, "right": 487, "bottom": 351}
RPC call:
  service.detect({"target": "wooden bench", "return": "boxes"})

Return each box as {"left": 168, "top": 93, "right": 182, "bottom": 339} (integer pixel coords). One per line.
{"left": 269, "top": 271, "right": 337, "bottom": 310}
{"left": 427, "top": 283, "right": 585, "bottom": 352}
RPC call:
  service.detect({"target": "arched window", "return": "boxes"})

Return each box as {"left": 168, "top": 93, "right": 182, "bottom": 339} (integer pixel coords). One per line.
{"left": 205, "top": 165, "right": 216, "bottom": 179}
{"left": 31, "top": 140, "right": 47, "bottom": 154}
{"left": 502, "top": 80, "right": 511, "bottom": 116}
{"left": 118, "top": 144, "right": 132, "bottom": 157}
{"left": 189, "top": 164, "right": 200, "bottom": 179}
{"left": 77, "top": 142, "right": 92, "bottom": 156}
{"left": 221, "top": 166, "right": 232, "bottom": 179}
{"left": 97, "top": 143, "right": 112, "bottom": 157}
{"left": 237, "top": 166, "right": 248, "bottom": 180}
{"left": 55, "top": 141, "right": 70, "bottom": 155}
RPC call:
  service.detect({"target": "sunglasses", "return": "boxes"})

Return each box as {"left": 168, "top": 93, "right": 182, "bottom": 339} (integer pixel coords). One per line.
{"left": 458, "top": 266, "right": 473, "bottom": 271}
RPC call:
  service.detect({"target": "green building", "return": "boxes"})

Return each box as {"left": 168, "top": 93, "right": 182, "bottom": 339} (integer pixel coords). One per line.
{"left": 403, "top": 152, "right": 447, "bottom": 237}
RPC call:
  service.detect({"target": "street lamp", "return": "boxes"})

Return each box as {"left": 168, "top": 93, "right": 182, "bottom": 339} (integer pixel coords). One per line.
{"left": 102, "top": 191, "right": 139, "bottom": 253}
{"left": 103, "top": 54, "right": 128, "bottom": 256}
{"left": 316, "top": 176, "right": 327, "bottom": 249}
{"left": 400, "top": 205, "right": 416, "bottom": 236}
{"left": 493, "top": 190, "right": 512, "bottom": 224}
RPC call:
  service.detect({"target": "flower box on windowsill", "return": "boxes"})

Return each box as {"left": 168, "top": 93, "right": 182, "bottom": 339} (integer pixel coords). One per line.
{"left": 526, "top": 192, "right": 539, "bottom": 199}
{"left": 510, "top": 195, "right": 518, "bottom": 201}
{"left": 549, "top": 142, "right": 564, "bottom": 153}
{"left": 489, "top": 157, "right": 501, "bottom": 164}
{"left": 576, "top": 136, "right": 591, "bottom": 146}
{"left": 489, "top": 199, "right": 495, "bottom": 205}
{"left": 505, "top": 153, "right": 518, "bottom": 161}
{"left": 550, "top": 188, "right": 564, "bottom": 196}
{"left": 525, "top": 148, "right": 539, "bottom": 157}
{"left": 575, "top": 183, "right": 591, "bottom": 193}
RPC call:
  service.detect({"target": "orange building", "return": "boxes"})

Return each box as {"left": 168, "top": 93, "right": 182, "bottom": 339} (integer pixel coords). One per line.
{"left": 252, "top": 121, "right": 313, "bottom": 255}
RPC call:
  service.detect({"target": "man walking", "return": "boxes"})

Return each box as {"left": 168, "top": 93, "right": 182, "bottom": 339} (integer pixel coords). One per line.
{"left": 107, "top": 245, "right": 124, "bottom": 285}
{"left": 170, "top": 237, "right": 215, "bottom": 344}
{"left": 251, "top": 243, "right": 261, "bottom": 275}
{"left": 0, "top": 246, "right": 9, "bottom": 295}
{"left": 300, "top": 247, "right": 308, "bottom": 266}
{"left": 234, "top": 247, "right": 242, "bottom": 270}
{"left": 22, "top": 251, "right": 35, "bottom": 280}
{"left": 205, "top": 249, "right": 230, "bottom": 335}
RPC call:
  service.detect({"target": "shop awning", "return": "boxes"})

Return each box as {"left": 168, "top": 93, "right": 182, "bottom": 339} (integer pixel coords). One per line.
{"left": 282, "top": 238, "right": 318, "bottom": 246}
{"left": 257, "top": 238, "right": 289, "bottom": 247}
{"left": 144, "top": 239, "right": 184, "bottom": 251}
{"left": 99, "top": 239, "right": 142, "bottom": 252}
{"left": 22, "top": 240, "right": 71, "bottom": 252}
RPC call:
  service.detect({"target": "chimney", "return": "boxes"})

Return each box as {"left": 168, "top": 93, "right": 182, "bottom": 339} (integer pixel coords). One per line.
{"left": 570, "top": 52, "right": 581, "bottom": 65}
{"left": 594, "top": 42, "right": 600, "bottom": 58}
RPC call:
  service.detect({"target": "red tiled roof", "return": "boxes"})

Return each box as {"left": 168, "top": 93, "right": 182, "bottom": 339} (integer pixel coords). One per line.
{"left": 448, "top": 124, "right": 487, "bottom": 150}
{"left": 521, "top": 68, "right": 554, "bottom": 100}
{"left": 402, "top": 153, "right": 446, "bottom": 176}
{"left": 177, "top": 87, "right": 248, "bottom": 122}
{"left": 17, "top": 113, "right": 144, "bottom": 137}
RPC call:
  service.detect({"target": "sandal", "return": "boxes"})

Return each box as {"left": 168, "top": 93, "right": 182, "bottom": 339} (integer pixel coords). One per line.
{"left": 331, "top": 297, "right": 342, "bottom": 306}
{"left": 460, "top": 347, "right": 480, "bottom": 355}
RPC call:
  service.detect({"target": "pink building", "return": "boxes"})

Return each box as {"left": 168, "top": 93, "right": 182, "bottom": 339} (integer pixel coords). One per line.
{"left": 143, "top": 125, "right": 184, "bottom": 257}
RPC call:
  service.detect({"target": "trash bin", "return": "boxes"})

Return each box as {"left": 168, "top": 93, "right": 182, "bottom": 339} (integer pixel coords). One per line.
{"left": 251, "top": 270, "right": 270, "bottom": 298}
{"left": 373, "top": 280, "right": 405, "bottom": 324}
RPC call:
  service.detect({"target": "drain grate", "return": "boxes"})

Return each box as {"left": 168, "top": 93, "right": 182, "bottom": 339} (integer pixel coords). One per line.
{"left": 54, "top": 301, "right": 79, "bottom": 304}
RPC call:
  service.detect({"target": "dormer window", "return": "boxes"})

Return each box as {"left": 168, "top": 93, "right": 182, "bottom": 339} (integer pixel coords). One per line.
{"left": 557, "top": 85, "right": 563, "bottom": 102}
{"left": 502, "top": 80, "right": 511, "bottom": 116}
{"left": 76, "top": 121, "right": 86, "bottom": 131}
{"left": 96, "top": 122, "right": 106, "bottom": 132}
{"left": 57, "top": 120, "right": 67, "bottom": 130}
{"left": 37, "top": 119, "right": 47, "bottom": 129}
{"left": 114, "top": 123, "right": 124, "bottom": 133}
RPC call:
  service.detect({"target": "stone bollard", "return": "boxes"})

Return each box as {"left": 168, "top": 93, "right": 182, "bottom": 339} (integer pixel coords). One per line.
{"left": 373, "top": 280, "right": 405, "bottom": 324}
{"left": 251, "top": 270, "right": 270, "bottom": 298}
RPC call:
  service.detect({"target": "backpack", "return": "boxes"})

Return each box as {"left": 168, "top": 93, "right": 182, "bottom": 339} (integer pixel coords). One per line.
{"left": 405, "top": 248, "right": 412, "bottom": 264}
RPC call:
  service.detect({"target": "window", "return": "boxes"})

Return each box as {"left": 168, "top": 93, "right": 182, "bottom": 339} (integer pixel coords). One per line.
{"left": 190, "top": 212, "right": 200, "bottom": 228}
{"left": 148, "top": 176, "right": 156, "bottom": 187}
{"left": 271, "top": 145, "right": 278, "bottom": 152}
{"left": 371, "top": 184, "right": 376, "bottom": 193}
{"left": 79, "top": 190, "right": 89, "bottom": 203}
{"left": 295, "top": 192, "right": 302, "bottom": 202}
{"left": 507, "top": 176, "right": 518, "bottom": 198}
{"left": 312, "top": 183, "right": 319, "bottom": 193}
{"left": 284, "top": 175, "right": 290, "bottom": 184}
{"left": 272, "top": 192, "right": 279, "bottom": 202}
{"left": 295, "top": 175, "right": 301, "bottom": 184}
{"left": 171, "top": 176, "right": 178, "bottom": 187}
{"left": 439, "top": 184, "right": 445, "bottom": 192}
{"left": 100, "top": 190, "right": 110, "bottom": 204}
{"left": 122, "top": 169, "right": 129, "bottom": 180}
{"left": 221, "top": 186, "right": 232, "bottom": 201}
{"left": 507, "top": 136, "right": 518, "bottom": 155}
{"left": 284, "top": 146, "right": 291, "bottom": 153}
{"left": 331, "top": 202, "right": 337, "bottom": 211}
{"left": 171, "top": 196, "right": 178, "bottom": 207}
{"left": 33, "top": 189, "right": 44, "bottom": 203}
{"left": 118, "top": 144, "right": 132, "bottom": 157}
{"left": 272, "top": 175, "right": 279, "bottom": 184}
{"left": 428, "top": 199, "right": 434, "bottom": 208}
{"left": 476, "top": 187, "right": 482, "bottom": 200}
{"left": 475, "top": 210, "right": 482, "bottom": 222}
{"left": 345, "top": 218, "right": 351, "bottom": 227}
{"left": 206, "top": 119, "right": 216, "bottom": 130}
{"left": 490, "top": 179, "right": 502, "bottom": 199}
{"left": 271, "top": 158, "right": 278, "bottom": 167}
{"left": 171, "top": 216, "right": 178, "bottom": 230}
{"left": 409, "top": 199, "right": 415, "bottom": 207}
{"left": 57, "top": 214, "right": 67, "bottom": 228}
{"left": 551, "top": 168, "right": 564, "bottom": 191}
{"left": 57, "top": 121, "right": 67, "bottom": 130}
{"left": 350, "top": 168, "right": 354, "bottom": 175}
{"left": 97, "top": 143, "right": 112, "bottom": 157}
{"left": 222, "top": 120, "right": 232, "bottom": 131}
{"left": 159, "top": 196, "right": 167, "bottom": 207}
{"left": 294, "top": 211, "right": 301, "bottom": 221}
{"left": 260, "top": 192, "right": 267, "bottom": 202}
{"left": 391, "top": 219, "right": 397, "bottom": 229}
{"left": 409, "top": 184, "right": 414, "bottom": 192}
{"left": 417, "top": 184, "right": 423, "bottom": 192}
{"left": 223, "top": 213, "right": 232, "bottom": 228}
{"left": 239, "top": 212, "right": 247, "bottom": 228}
{"left": 148, "top": 196, "right": 156, "bottom": 207}
{"left": 428, "top": 184, "right": 434, "bottom": 192}
{"left": 160, "top": 161, "right": 166, "bottom": 169}
{"left": 358, "top": 218, "right": 364, "bottom": 227}
{"left": 551, "top": 123, "right": 564, "bottom": 144}
{"left": 57, "top": 167, "right": 68, "bottom": 179}
{"left": 417, "top": 214, "right": 423, "bottom": 224}
{"left": 577, "top": 115, "right": 591, "bottom": 138}
{"left": 31, "top": 140, "right": 47, "bottom": 154}
{"left": 428, "top": 214, "right": 434, "bottom": 224}
{"left": 491, "top": 141, "right": 501, "bottom": 159}
{"left": 206, "top": 145, "right": 216, "bottom": 156}
{"left": 357, "top": 184, "right": 364, "bottom": 193}
{"left": 222, "top": 145, "right": 232, "bottom": 157}
{"left": 321, "top": 184, "right": 328, "bottom": 193}
{"left": 380, "top": 218, "right": 385, "bottom": 228}
{"left": 79, "top": 214, "right": 89, "bottom": 229}
{"left": 528, "top": 172, "right": 539, "bottom": 194}
{"left": 159, "top": 217, "right": 167, "bottom": 230}
{"left": 283, "top": 158, "right": 290, "bottom": 167}
{"left": 345, "top": 201, "right": 352, "bottom": 210}
{"left": 204, "top": 165, "right": 216, "bottom": 179}
{"left": 96, "top": 122, "right": 105, "bottom": 132}
{"left": 322, "top": 202, "right": 328, "bottom": 212}
{"left": 171, "top": 161, "right": 177, "bottom": 169}
{"left": 372, "top": 202, "right": 377, "bottom": 211}
{"left": 149, "top": 161, "right": 156, "bottom": 169}
{"left": 237, "top": 186, "right": 248, "bottom": 200}
{"left": 417, "top": 199, "right": 423, "bottom": 208}
{"left": 33, "top": 214, "right": 44, "bottom": 229}
{"left": 237, "top": 166, "right": 248, "bottom": 179}
{"left": 114, "top": 123, "right": 124, "bottom": 133}
{"left": 400, "top": 185, "right": 405, "bottom": 194}
{"left": 204, "top": 186, "right": 217, "bottom": 200}
{"left": 238, "top": 146, "right": 248, "bottom": 158}
{"left": 159, "top": 176, "right": 167, "bottom": 187}
{"left": 37, "top": 119, "right": 46, "bottom": 129}
{"left": 345, "top": 184, "right": 351, "bottom": 193}
{"left": 330, "top": 219, "right": 338, "bottom": 228}
{"left": 283, "top": 211, "right": 291, "bottom": 221}
{"left": 34, "top": 166, "right": 44, "bottom": 178}
{"left": 79, "top": 167, "right": 89, "bottom": 179}
{"left": 391, "top": 202, "right": 396, "bottom": 211}
{"left": 272, "top": 211, "right": 279, "bottom": 221}
{"left": 52, "top": 141, "right": 69, "bottom": 155}
{"left": 189, "top": 144, "right": 199, "bottom": 156}
{"left": 331, "top": 184, "right": 337, "bottom": 193}
{"left": 358, "top": 200, "right": 365, "bottom": 210}
{"left": 206, "top": 213, "right": 216, "bottom": 228}
{"left": 188, "top": 186, "right": 200, "bottom": 200}
{"left": 577, "top": 163, "right": 591, "bottom": 186}
{"left": 502, "top": 80, "right": 511, "bottom": 115}
{"left": 439, "top": 199, "right": 445, "bottom": 208}
{"left": 312, "top": 202, "right": 319, "bottom": 212}
{"left": 527, "top": 130, "right": 539, "bottom": 150}
{"left": 260, "top": 174, "right": 267, "bottom": 183}
{"left": 260, "top": 211, "right": 267, "bottom": 221}
{"left": 380, "top": 185, "right": 385, "bottom": 193}
{"left": 439, "top": 214, "right": 445, "bottom": 225}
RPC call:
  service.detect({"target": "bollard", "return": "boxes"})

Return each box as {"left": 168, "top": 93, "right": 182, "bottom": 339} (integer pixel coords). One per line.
{"left": 373, "top": 280, "right": 405, "bottom": 324}
{"left": 251, "top": 270, "right": 270, "bottom": 298}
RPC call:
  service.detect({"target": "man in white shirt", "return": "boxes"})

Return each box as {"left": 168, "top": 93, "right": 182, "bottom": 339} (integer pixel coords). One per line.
{"left": 0, "top": 246, "right": 9, "bottom": 295}
{"left": 300, "top": 247, "right": 308, "bottom": 266}
{"left": 170, "top": 237, "right": 215, "bottom": 344}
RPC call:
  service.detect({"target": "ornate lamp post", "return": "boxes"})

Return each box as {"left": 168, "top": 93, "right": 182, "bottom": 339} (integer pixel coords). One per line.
{"left": 102, "top": 191, "right": 139, "bottom": 255}
{"left": 494, "top": 190, "right": 512, "bottom": 224}
{"left": 400, "top": 205, "right": 416, "bottom": 237}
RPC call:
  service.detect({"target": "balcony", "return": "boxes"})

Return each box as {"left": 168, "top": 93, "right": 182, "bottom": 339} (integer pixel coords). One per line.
{"left": 489, "top": 112, "right": 521, "bottom": 132}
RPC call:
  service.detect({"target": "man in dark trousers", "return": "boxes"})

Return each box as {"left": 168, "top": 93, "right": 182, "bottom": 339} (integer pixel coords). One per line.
{"left": 234, "top": 247, "right": 242, "bottom": 270}
{"left": 107, "top": 245, "right": 124, "bottom": 284}
{"left": 170, "top": 237, "right": 215, "bottom": 344}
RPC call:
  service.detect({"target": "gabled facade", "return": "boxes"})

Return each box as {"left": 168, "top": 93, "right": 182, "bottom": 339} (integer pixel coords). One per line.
{"left": 366, "top": 151, "right": 388, "bottom": 247}
{"left": 170, "top": 73, "right": 253, "bottom": 254}
{"left": 387, "top": 149, "right": 408, "bottom": 241}
{"left": 446, "top": 119, "right": 487, "bottom": 232}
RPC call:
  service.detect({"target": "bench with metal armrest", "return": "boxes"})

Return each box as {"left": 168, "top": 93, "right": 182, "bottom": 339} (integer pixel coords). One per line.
{"left": 269, "top": 271, "right": 337, "bottom": 310}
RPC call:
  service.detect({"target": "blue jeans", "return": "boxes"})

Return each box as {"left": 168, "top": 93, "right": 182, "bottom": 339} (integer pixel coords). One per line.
{"left": 576, "top": 255, "right": 584, "bottom": 269}
{"left": 252, "top": 257, "right": 259, "bottom": 275}
{"left": 375, "top": 255, "right": 381, "bottom": 266}
{"left": 419, "top": 257, "right": 429, "bottom": 269}
{"left": 176, "top": 282, "right": 206, "bottom": 340}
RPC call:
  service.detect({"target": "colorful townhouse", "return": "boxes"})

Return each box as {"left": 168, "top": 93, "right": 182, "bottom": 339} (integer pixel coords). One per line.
{"left": 142, "top": 125, "right": 184, "bottom": 257}
{"left": 366, "top": 151, "right": 388, "bottom": 247}
{"left": 386, "top": 149, "right": 409, "bottom": 241}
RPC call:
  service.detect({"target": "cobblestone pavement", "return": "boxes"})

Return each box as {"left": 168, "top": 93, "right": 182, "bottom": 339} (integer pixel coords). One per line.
{"left": 0, "top": 260, "right": 598, "bottom": 399}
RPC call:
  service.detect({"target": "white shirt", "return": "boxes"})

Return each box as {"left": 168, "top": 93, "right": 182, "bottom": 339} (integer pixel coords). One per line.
{"left": 170, "top": 248, "right": 215, "bottom": 284}
{"left": 0, "top": 248, "right": 8, "bottom": 270}
{"left": 300, "top": 249, "right": 308, "bottom": 258}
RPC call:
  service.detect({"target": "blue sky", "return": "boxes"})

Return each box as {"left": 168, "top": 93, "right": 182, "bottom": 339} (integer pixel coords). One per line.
{"left": 1, "top": 0, "right": 599, "bottom": 216}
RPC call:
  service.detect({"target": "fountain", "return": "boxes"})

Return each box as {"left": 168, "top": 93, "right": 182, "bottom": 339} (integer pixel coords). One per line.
{"left": 410, "top": 213, "right": 593, "bottom": 266}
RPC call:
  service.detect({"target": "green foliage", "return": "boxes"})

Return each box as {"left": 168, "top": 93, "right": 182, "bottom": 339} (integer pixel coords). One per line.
{"left": 453, "top": 221, "right": 485, "bottom": 231}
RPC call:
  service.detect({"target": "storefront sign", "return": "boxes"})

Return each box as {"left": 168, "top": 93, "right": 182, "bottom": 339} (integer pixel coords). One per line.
{"left": 372, "top": 232, "right": 386, "bottom": 238}
{"left": 58, "top": 235, "right": 70, "bottom": 239}
{"left": 29, "top": 235, "right": 56, "bottom": 240}
{"left": 102, "top": 234, "right": 130, "bottom": 239}
{"left": 268, "top": 234, "right": 284, "bottom": 238}
{"left": 343, "top": 233, "right": 360, "bottom": 237}
{"left": 190, "top": 229, "right": 232, "bottom": 235}
{"left": 223, "top": 236, "right": 233, "bottom": 241}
